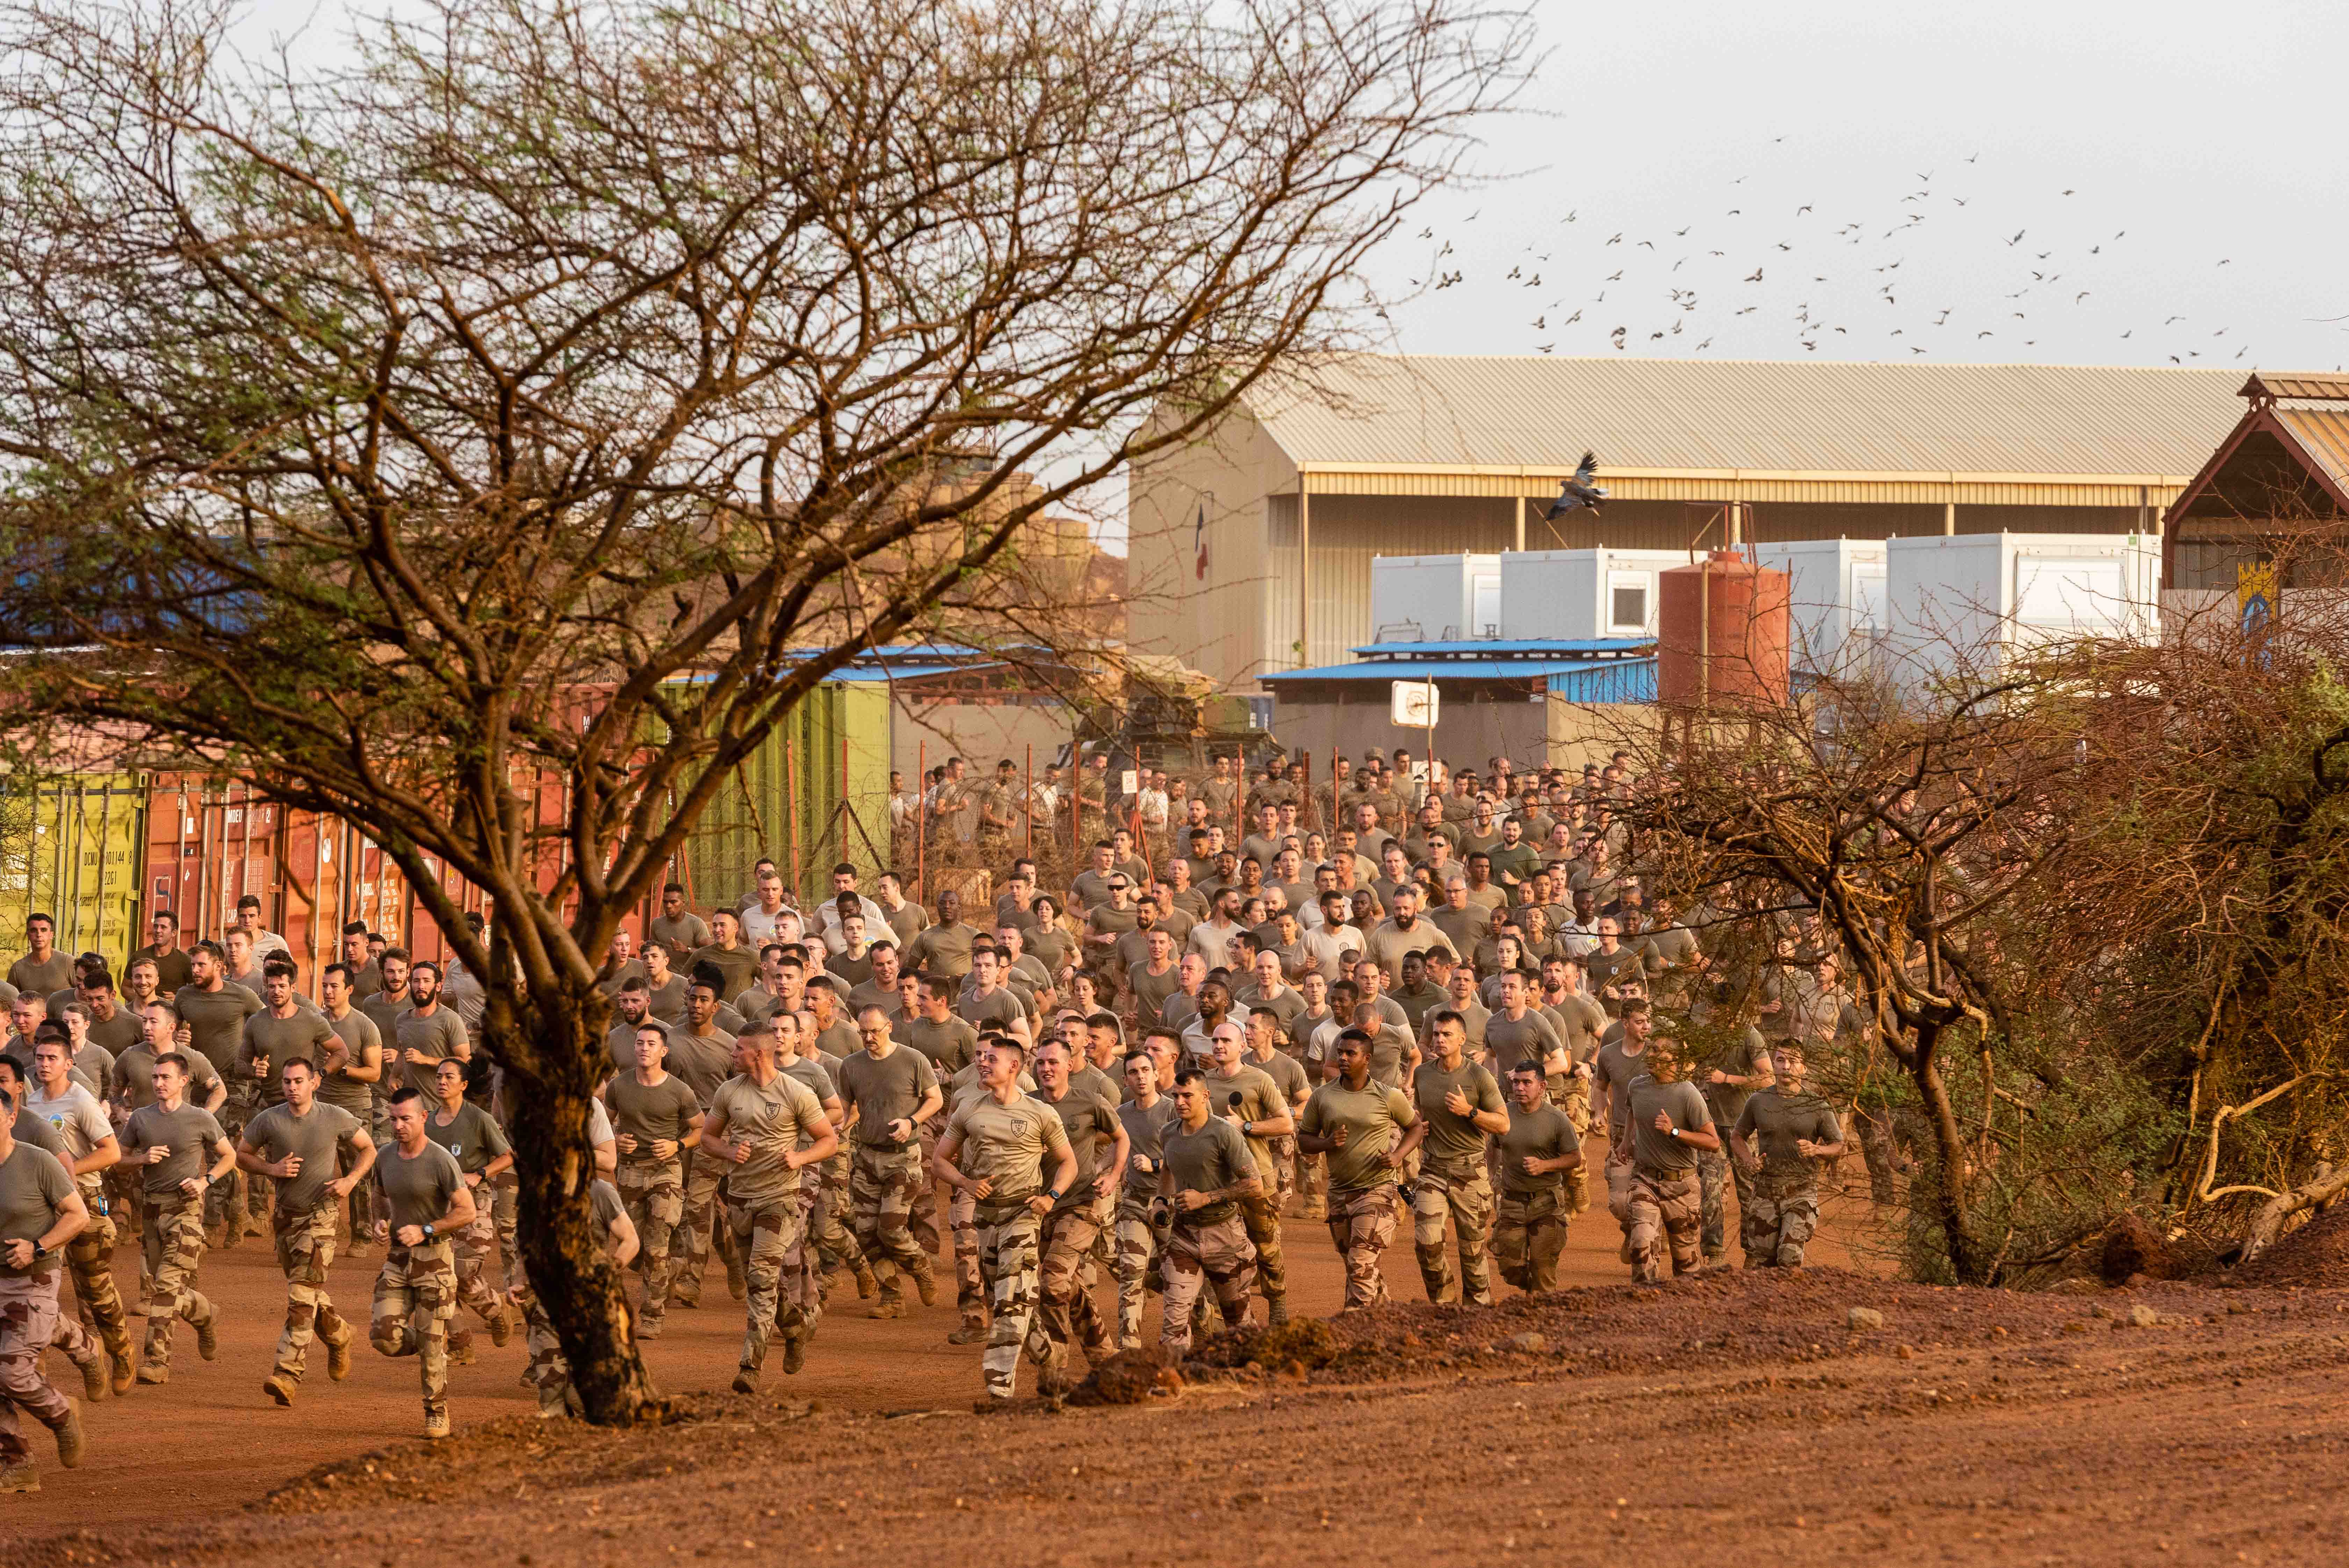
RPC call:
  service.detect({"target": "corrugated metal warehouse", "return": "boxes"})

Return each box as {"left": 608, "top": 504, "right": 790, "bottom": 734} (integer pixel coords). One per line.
{"left": 1127, "top": 355, "right": 2245, "bottom": 691}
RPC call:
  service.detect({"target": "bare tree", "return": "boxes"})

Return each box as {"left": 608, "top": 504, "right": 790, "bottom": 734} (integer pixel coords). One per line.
{"left": 0, "top": 0, "right": 1528, "bottom": 1419}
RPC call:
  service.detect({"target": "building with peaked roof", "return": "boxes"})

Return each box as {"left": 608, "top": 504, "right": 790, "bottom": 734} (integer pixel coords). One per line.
{"left": 1128, "top": 355, "right": 2244, "bottom": 691}
{"left": 2162, "top": 373, "right": 2349, "bottom": 595}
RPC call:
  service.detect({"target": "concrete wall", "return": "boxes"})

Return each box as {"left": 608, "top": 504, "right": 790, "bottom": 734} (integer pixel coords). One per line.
{"left": 1271, "top": 686, "right": 1551, "bottom": 774}
{"left": 888, "top": 698, "right": 1079, "bottom": 782}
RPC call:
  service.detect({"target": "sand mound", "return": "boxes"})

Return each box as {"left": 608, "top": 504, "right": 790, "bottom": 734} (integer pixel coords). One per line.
{"left": 2230, "top": 1201, "right": 2349, "bottom": 1289}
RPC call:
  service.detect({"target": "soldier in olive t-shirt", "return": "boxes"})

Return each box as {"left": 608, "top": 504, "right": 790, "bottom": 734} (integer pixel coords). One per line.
{"left": 241, "top": 1099, "right": 365, "bottom": 1214}
{"left": 175, "top": 982, "right": 262, "bottom": 1079}
{"left": 121, "top": 1100, "right": 229, "bottom": 1199}
{"left": 241, "top": 1009, "right": 337, "bottom": 1109}
{"left": 0, "top": 1135, "right": 75, "bottom": 1273}
{"left": 833, "top": 1047, "right": 940, "bottom": 1148}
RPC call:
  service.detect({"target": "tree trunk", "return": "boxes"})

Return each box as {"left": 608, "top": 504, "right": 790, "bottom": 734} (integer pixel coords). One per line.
{"left": 1908, "top": 1021, "right": 1990, "bottom": 1285}
{"left": 488, "top": 973, "right": 668, "bottom": 1425}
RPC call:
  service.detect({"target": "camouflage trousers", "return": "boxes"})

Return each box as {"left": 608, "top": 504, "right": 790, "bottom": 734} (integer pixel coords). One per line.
{"left": 1742, "top": 1172, "right": 1821, "bottom": 1268}
{"left": 446, "top": 1192, "right": 507, "bottom": 1353}
{"left": 1324, "top": 1185, "right": 1399, "bottom": 1311}
{"left": 1550, "top": 1089, "right": 1593, "bottom": 1215}
{"left": 271, "top": 1203, "right": 350, "bottom": 1382}
{"left": 1696, "top": 1143, "right": 1754, "bottom": 1260}
{"left": 65, "top": 1208, "right": 129, "bottom": 1364}
{"left": 972, "top": 1203, "right": 1040, "bottom": 1403}
{"left": 912, "top": 1120, "right": 945, "bottom": 1259}
{"left": 1237, "top": 1191, "right": 1285, "bottom": 1305}
{"left": 849, "top": 1143, "right": 926, "bottom": 1301}
{"left": 1266, "top": 1134, "right": 1298, "bottom": 1203}
{"left": 369, "top": 1239, "right": 456, "bottom": 1424}
{"left": 1492, "top": 1187, "right": 1568, "bottom": 1293}
{"left": 727, "top": 1191, "right": 811, "bottom": 1375}
{"left": 1023, "top": 1206, "right": 1107, "bottom": 1388}
{"left": 949, "top": 1182, "right": 984, "bottom": 1323}
{"left": 1409, "top": 1162, "right": 1494, "bottom": 1306}
{"left": 1291, "top": 1145, "right": 1327, "bottom": 1217}
{"left": 1159, "top": 1214, "right": 1255, "bottom": 1354}
{"left": 1110, "top": 1197, "right": 1158, "bottom": 1350}
{"left": 669, "top": 1150, "right": 725, "bottom": 1304}
{"left": 0, "top": 1268, "right": 71, "bottom": 1464}
{"left": 617, "top": 1158, "right": 686, "bottom": 1328}
{"left": 811, "top": 1150, "right": 864, "bottom": 1279}
{"left": 491, "top": 1176, "right": 524, "bottom": 1294}
{"left": 210, "top": 1088, "right": 271, "bottom": 1231}
{"left": 1626, "top": 1167, "right": 1702, "bottom": 1283}
{"left": 139, "top": 1195, "right": 214, "bottom": 1368}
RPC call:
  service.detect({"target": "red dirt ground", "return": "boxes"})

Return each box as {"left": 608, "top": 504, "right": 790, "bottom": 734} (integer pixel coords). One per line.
{"left": 8, "top": 1184, "right": 2348, "bottom": 1568}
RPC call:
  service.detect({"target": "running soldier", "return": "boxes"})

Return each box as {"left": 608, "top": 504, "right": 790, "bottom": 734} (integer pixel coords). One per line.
{"left": 1156, "top": 1067, "right": 1260, "bottom": 1354}
{"left": 1404, "top": 1009, "right": 1507, "bottom": 1306}
{"left": 1694, "top": 1013, "right": 1773, "bottom": 1265}
{"left": 1296, "top": 1030, "right": 1417, "bottom": 1310}
{"left": 1622, "top": 1036, "right": 1718, "bottom": 1283}
{"left": 1731, "top": 1041, "right": 1846, "bottom": 1268}
{"left": 369, "top": 1086, "right": 473, "bottom": 1439}
{"left": 1588, "top": 997, "right": 1654, "bottom": 1261}
{"left": 24, "top": 1036, "right": 130, "bottom": 1395}
{"left": 602, "top": 1022, "right": 702, "bottom": 1336}
{"left": 701, "top": 1020, "right": 838, "bottom": 1392}
{"left": 0, "top": 1070, "right": 89, "bottom": 1494}
{"left": 658, "top": 976, "right": 741, "bottom": 1309}
{"left": 1023, "top": 1037, "right": 1124, "bottom": 1393}
{"left": 120, "top": 1054, "right": 233, "bottom": 1383}
{"left": 237, "top": 1057, "right": 376, "bottom": 1404}
{"left": 1111, "top": 1050, "right": 1176, "bottom": 1349}
{"left": 316, "top": 964, "right": 385, "bottom": 1252}
{"left": 421, "top": 1057, "right": 515, "bottom": 1359}
{"left": 931, "top": 1037, "right": 1076, "bottom": 1407}
{"left": 1200, "top": 1021, "right": 1291, "bottom": 1324}
{"left": 901, "top": 974, "right": 979, "bottom": 1322}
{"left": 832, "top": 1006, "right": 943, "bottom": 1319}
{"left": 1492, "top": 1062, "right": 1581, "bottom": 1293}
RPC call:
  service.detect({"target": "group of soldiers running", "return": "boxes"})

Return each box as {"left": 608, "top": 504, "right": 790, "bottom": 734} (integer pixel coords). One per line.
{"left": 0, "top": 744, "right": 1869, "bottom": 1487}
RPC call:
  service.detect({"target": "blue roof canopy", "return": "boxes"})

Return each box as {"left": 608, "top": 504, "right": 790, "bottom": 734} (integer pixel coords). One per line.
{"left": 1349, "top": 638, "right": 1652, "bottom": 658}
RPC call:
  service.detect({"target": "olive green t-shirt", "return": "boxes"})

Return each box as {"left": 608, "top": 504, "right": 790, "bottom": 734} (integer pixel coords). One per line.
{"left": 241, "top": 1101, "right": 363, "bottom": 1214}
{"left": 1202, "top": 1063, "right": 1286, "bottom": 1185}
{"left": 391, "top": 1006, "right": 468, "bottom": 1089}
{"left": 0, "top": 1141, "right": 74, "bottom": 1275}
{"left": 241, "top": 1008, "right": 337, "bottom": 1108}
{"left": 663, "top": 1028, "right": 736, "bottom": 1107}
{"left": 174, "top": 982, "right": 262, "bottom": 1076}
{"left": 7, "top": 951, "right": 74, "bottom": 999}
{"left": 833, "top": 1047, "right": 941, "bottom": 1148}
{"left": 1627, "top": 1076, "right": 1712, "bottom": 1174}
{"left": 904, "top": 921, "right": 980, "bottom": 980}
{"left": 688, "top": 943, "right": 761, "bottom": 1001}
{"left": 1298, "top": 1080, "right": 1416, "bottom": 1193}
{"left": 605, "top": 1071, "right": 703, "bottom": 1163}
{"left": 112, "top": 1043, "right": 221, "bottom": 1114}
{"left": 423, "top": 1100, "right": 510, "bottom": 1177}
{"left": 902, "top": 1015, "right": 979, "bottom": 1077}
{"left": 1698, "top": 1024, "right": 1774, "bottom": 1129}
{"left": 1733, "top": 1089, "right": 1843, "bottom": 1177}
{"left": 122, "top": 1101, "right": 227, "bottom": 1198}
{"left": 1410, "top": 1058, "right": 1504, "bottom": 1169}
{"left": 1484, "top": 1009, "right": 1564, "bottom": 1077}
{"left": 1030, "top": 1085, "right": 1120, "bottom": 1212}
{"left": 1159, "top": 1114, "right": 1255, "bottom": 1225}
{"left": 1497, "top": 1100, "right": 1578, "bottom": 1197}
{"left": 376, "top": 1140, "right": 464, "bottom": 1233}
{"left": 319, "top": 1009, "right": 383, "bottom": 1116}
{"left": 1117, "top": 1096, "right": 1178, "bottom": 1199}
{"left": 942, "top": 1093, "right": 1069, "bottom": 1207}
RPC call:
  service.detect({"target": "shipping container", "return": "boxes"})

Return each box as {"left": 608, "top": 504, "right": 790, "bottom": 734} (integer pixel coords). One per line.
{"left": 1368, "top": 553, "right": 1504, "bottom": 644}
{"left": 0, "top": 773, "right": 150, "bottom": 975}
{"left": 1753, "top": 538, "right": 1889, "bottom": 676}
{"left": 1496, "top": 549, "right": 1689, "bottom": 642}
{"left": 676, "top": 679, "right": 892, "bottom": 910}
{"left": 1883, "top": 532, "right": 2161, "bottom": 693}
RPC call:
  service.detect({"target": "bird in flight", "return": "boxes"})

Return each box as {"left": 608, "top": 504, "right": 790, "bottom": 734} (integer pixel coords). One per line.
{"left": 2008, "top": 230, "right": 2025, "bottom": 246}
{"left": 1547, "top": 453, "right": 1609, "bottom": 519}
{"left": 1745, "top": 268, "right": 1764, "bottom": 282}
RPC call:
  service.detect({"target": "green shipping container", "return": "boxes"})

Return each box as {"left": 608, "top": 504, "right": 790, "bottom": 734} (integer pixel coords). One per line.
{"left": 675, "top": 681, "right": 891, "bottom": 911}
{"left": 0, "top": 773, "right": 150, "bottom": 977}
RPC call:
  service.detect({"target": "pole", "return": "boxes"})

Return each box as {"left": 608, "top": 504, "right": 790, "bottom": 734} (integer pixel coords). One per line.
{"left": 915, "top": 740, "right": 927, "bottom": 901}
{"left": 1298, "top": 485, "right": 1312, "bottom": 668}
{"left": 785, "top": 731, "right": 803, "bottom": 906}
{"left": 1024, "top": 743, "right": 1033, "bottom": 859}
{"left": 92, "top": 782, "right": 113, "bottom": 963}
{"left": 1514, "top": 493, "right": 1526, "bottom": 554}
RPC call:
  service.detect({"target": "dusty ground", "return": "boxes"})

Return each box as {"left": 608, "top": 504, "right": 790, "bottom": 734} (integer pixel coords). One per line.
{"left": 7, "top": 1181, "right": 2348, "bottom": 1567}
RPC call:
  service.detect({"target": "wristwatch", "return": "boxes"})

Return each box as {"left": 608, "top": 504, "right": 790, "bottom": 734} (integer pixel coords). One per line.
{"left": 31, "top": 1243, "right": 48, "bottom": 1261}
{"left": 422, "top": 1223, "right": 437, "bottom": 1240}
{"left": 1045, "top": 1187, "right": 1065, "bottom": 1203}
{"left": 1666, "top": 1127, "right": 1680, "bottom": 1141}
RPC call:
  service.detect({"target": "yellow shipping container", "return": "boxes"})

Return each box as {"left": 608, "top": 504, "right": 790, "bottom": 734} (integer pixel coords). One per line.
{"left": 0, "top": 774, "right": 150, "bottom": 975}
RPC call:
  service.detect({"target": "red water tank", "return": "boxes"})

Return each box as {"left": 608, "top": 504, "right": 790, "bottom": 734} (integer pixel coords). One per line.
{"left": 1657, "top": 552, "right": 1791, "bottom": 709}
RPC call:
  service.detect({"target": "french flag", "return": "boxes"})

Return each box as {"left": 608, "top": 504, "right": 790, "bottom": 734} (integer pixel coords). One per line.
{"left": 1194, "top": 502, "right": 1208, "bottom": 581}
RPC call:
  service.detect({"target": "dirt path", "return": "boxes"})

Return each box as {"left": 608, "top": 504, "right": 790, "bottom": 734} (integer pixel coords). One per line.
{"left": 13, "top": 1265, "right": 2348, "bottom": 1568}
{"left": 4, "top": 1180, "right": 1873, "bottom": 1534}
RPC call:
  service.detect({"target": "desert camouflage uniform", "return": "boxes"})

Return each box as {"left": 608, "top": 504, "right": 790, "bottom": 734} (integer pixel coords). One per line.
{"left": 0, "top": 1265, "right": 73, "bottom": 1466}
{"left": 1111, "top": 1194, "right": 1160, "bottom": 1349}
{"left": 948, "top": 1182, "right": 984, "bottom": 1329}
{"left": 849, "top": 1143, "right": 929, "bottom": 1303}
{"left": 64, "top": 1209, "right": 130, "bottom": 1374}
{"left": 445, "top": 1192, "right": 508, "bottom": 1357}
{"left": 973, "top": 1201, "right": 1040, "bottom": 1402}
{"left": 911, "top": 1119, "right": 946, "bottom": 1258}
{"left": 728, "top": 1190, "right": 811, "bottom": 1381}
{"left": 271, "top": 1203, "right": 352, "bottom": 1383}
{"left": 369, "top": 1238, "right": 456, "bottom": 1426}
{"left": 616, "top": 1156, "right": 686, "bottom": 1330}
{"left": 210, "top": 1086, "right": 269, "bottom": 1237}
{"left": 1742, "top": 1169, "right": 1822, "bottom": 1268}
{"left": 1292, "top": 1145, "right": 1327, "bottom": 1218}
{"left": 1408, "top": 1158, "right": 1494, "bottom": 1306}
{"left": 491, "top": 1176, "right": 524, "bottom": 1294}
{"left": 1695, "top": 1143, "right": 1733, "bottom": 1259}
{"left": 1324, "top": 1185, "right": 1398, "bottom": 1310}
{"left": 1491, "top": 1187, "right": 1567, "bottom": 1292}
{"left": 1023, "top": 1204, "right": 1107, "bottom": 1391}
{"left": 1267, "top": 1132, "right": 1299, "bottom": 1204}
{"left": 809, "top": 1146, "right": 866, "bottom": 1288}
{"left": 1549, "top": 1083, "right": 1593, "bottom": 1216}
{"left": 1236, "top": 1191, "right": 1285, "bottom": 1310}
{"left": 1158, "top": 1213, "right": 1255, "bottom": 1353}
{"left": 1626, "top": 1167, "right": 1701, "bottom": 1283}
{"left": 667, "top": 1148, "right": 725, "bottom": 1306}
{"left": 139, "top": 1195, "right": 215, "bottom": 1369}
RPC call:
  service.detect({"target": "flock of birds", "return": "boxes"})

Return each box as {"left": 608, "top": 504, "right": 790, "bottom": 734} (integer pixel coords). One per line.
{"left": 1384, "top": 148, "right": 2305, "bottom": 368}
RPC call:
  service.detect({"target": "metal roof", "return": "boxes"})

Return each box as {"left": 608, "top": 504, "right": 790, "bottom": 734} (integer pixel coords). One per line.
{"left": 1265, "top": 657, "right": 1626, "bottom": 684}
{"left": 1546, "top": 658, "right": 1657, "bottom": 704}
{"left": 2243, "top": 373, "right": 2349, "bottom": 403}
{"left": 1244, "top": 355, "right": 2249, "bottom": 482}
{"left": 1351, "top": 638, "right": 1653, "bottom": 658}
{"left": 824, "top": 664, "right": 1001, "bottom": 684}
{"left": 2272, "top": 407, "right": 2349, "bottom": 501}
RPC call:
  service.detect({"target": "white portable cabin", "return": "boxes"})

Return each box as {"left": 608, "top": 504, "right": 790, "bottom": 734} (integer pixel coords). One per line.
{"left": 1495, "top": 548, "right": 1687, "bottom": 642}
{"left": 1753, "top": 539, "right": 1889, "bottom": 675}
{"left": 1883, "top": 533, "right": 2161, "bottom": 690}
{"left": 1367, "top": 553, "right": 1503, "bottom": 643}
